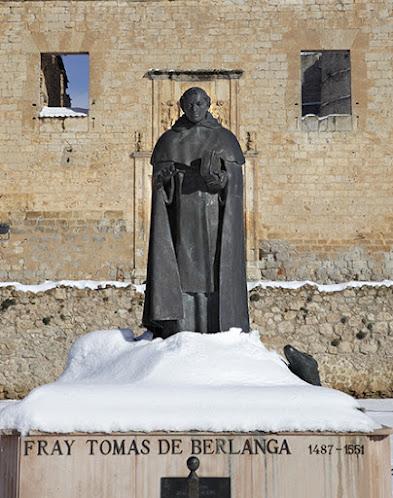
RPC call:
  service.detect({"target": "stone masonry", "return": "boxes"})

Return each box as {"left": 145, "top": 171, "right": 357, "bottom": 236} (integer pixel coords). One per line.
{"left": 0, "top": 284, "right": 392, "bottom": 399}
{"left": 0, "top": 1, "right": 393, "bottom": 282}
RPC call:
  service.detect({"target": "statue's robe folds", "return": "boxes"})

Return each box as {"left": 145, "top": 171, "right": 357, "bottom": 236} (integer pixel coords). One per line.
{"left": 142, "top": 113, "right": 250, "bottom": 337}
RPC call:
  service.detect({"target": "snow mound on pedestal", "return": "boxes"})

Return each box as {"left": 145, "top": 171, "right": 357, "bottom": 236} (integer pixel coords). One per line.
{"left": 0, "top": 329, "right": 379, "bottom": 435}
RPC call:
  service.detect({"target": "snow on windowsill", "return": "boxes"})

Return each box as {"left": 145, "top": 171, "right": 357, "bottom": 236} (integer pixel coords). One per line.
{"left": 39, "top": 107, "right": 88, "bottom": 118}
{"left": 301, "top": 113, "right": 352, "bottom": 121}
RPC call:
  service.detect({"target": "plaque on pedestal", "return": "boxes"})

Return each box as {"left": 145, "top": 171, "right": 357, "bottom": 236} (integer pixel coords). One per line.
{"left": 161, "top": 456, "right": 231, "bottom": 498}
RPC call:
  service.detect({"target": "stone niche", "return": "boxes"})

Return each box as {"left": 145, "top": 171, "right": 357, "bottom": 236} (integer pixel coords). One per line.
{"left": 0, "top": 430, "right": 391, "bottom": 498}
{"left": 131, "top": 69, "right": 260, "bottom": 280}
{"left": 145, "top": 69, "right": 243, "bottom": 144}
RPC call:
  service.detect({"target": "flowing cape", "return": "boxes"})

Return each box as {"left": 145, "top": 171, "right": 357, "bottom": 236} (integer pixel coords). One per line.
{"left": 143, "top": 114, "right": 250, "bottom": 334}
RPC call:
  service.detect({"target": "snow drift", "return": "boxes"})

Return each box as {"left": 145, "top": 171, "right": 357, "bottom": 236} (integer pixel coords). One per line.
{"left": 0, "top": 329, "right": 379, "bottom": 435}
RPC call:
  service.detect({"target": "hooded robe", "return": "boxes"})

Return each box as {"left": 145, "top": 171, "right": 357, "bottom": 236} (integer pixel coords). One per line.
{"left": 142, "top": 112, "right": 250, "bottom": 337}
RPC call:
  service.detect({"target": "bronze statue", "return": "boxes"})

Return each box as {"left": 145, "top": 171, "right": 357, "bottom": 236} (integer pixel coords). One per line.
{"left": 143, "top": 87, "right": 249, "bottom": 338}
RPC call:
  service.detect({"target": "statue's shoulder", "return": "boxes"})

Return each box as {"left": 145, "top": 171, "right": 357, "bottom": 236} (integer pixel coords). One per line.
{"left": 151, "top": 128, "right": 179, "bottom": 165}
{"left": 156, "top": 128, "right": 177, "bottom": 145}
{"left": 213, "top": 126, "right": 245, "bottom": 165}
{"left": 216, "top": 125, "right": 236, "bottom": 138}
{"left": 154, "top": 127, "right": 179, "bottom": 149}
{"left": 215, "top": 125, "right": 241, "bottom": 144}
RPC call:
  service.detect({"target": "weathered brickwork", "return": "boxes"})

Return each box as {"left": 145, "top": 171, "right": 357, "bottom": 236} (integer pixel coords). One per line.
{"left": 0, "top": 284, "right": 392, "bottom": 399}
{"left": 0, "top": 0, "right": 393, "bottom": 282}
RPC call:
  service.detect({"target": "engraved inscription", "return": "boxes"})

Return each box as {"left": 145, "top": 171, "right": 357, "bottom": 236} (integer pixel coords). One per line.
{"left": 24, "top": 439, "right": 75, "bottom": 456}
{"left": 308, "top": 443, "right": 365, "bottom": 456}
{"left": 22, "top": 437, "right": 292, "bottom": 458}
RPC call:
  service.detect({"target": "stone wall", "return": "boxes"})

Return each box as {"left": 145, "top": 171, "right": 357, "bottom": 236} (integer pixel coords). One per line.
{"left": 1, "top": 0, "right": 393, "bottom": 282}
{"left": 0, "top": 283, "right": 392, "bottom": 399}
{"left": 251, "top": 284, "right": 393, "bottom": 398}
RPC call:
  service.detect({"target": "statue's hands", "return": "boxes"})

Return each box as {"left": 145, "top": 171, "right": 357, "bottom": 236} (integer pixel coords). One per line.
{"left": 154, "top": 161, "right": 176, "bottom": 189}
{"left": 200, "top": 150, "right": 228, "bottom": 191}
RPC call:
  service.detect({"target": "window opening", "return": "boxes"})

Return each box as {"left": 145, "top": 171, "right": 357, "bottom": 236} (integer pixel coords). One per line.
{"left": 301, "top": 50, "right": 351, "bottom": 117}
{"left": 40, "top": 53, "right": 89, "bottom": 117}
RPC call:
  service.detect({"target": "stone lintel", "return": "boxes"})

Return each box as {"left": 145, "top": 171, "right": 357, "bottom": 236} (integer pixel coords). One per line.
{"left": 144, "top": 69, "right": 244, "bottom": 81}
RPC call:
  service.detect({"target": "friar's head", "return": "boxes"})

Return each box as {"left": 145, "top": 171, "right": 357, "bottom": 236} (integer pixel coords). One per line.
{"left": 180, "top": 87, "right": 211, "bottom": 124}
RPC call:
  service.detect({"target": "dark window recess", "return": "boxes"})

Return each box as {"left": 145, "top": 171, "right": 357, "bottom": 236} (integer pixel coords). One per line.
{"left": 301, "top": 51, "right": 351, "bottom": 117}
{"left": 0, "top": 224, "right": 10, "bottom": 235}
{"left": 40, "top": 53, "right": 89, "bottom": 115}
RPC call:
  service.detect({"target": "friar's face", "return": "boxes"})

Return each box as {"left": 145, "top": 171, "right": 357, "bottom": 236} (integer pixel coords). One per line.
{"left": 181, "top": 91, "right": 210, "bottom": 124}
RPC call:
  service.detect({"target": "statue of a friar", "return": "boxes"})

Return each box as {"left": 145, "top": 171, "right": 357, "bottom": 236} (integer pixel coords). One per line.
{"left": 142, "top": 87, "right": 249, "bottom": 338}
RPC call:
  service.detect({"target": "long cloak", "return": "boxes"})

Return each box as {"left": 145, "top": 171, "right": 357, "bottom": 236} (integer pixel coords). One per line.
{"left": 142, "top": 113, "right": 250, "bottom": 335}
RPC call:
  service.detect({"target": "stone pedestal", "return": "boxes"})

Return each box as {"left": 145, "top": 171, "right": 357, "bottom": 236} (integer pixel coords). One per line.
{"left": 0, "top": 429, "right": 391, "bottom": 498}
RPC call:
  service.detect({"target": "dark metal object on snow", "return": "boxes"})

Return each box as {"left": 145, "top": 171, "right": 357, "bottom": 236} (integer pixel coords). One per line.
{"left": 284, "top": 344, "right": 322, "bottom": 386}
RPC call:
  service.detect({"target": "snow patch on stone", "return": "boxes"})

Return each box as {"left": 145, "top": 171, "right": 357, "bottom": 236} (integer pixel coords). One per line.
{"left": 0, "top": 280, "right": 133, "bottom": 293}
{"left": 1, "top": 279, "right": 393, "bottom": 295}
{"left": 247, "top": 279, "right": 393, "bottom": 293}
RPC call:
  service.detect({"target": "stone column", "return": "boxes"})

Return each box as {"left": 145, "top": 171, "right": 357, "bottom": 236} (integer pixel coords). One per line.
{"left": 131, "top": 151, "right": 152, "bottom": 281}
